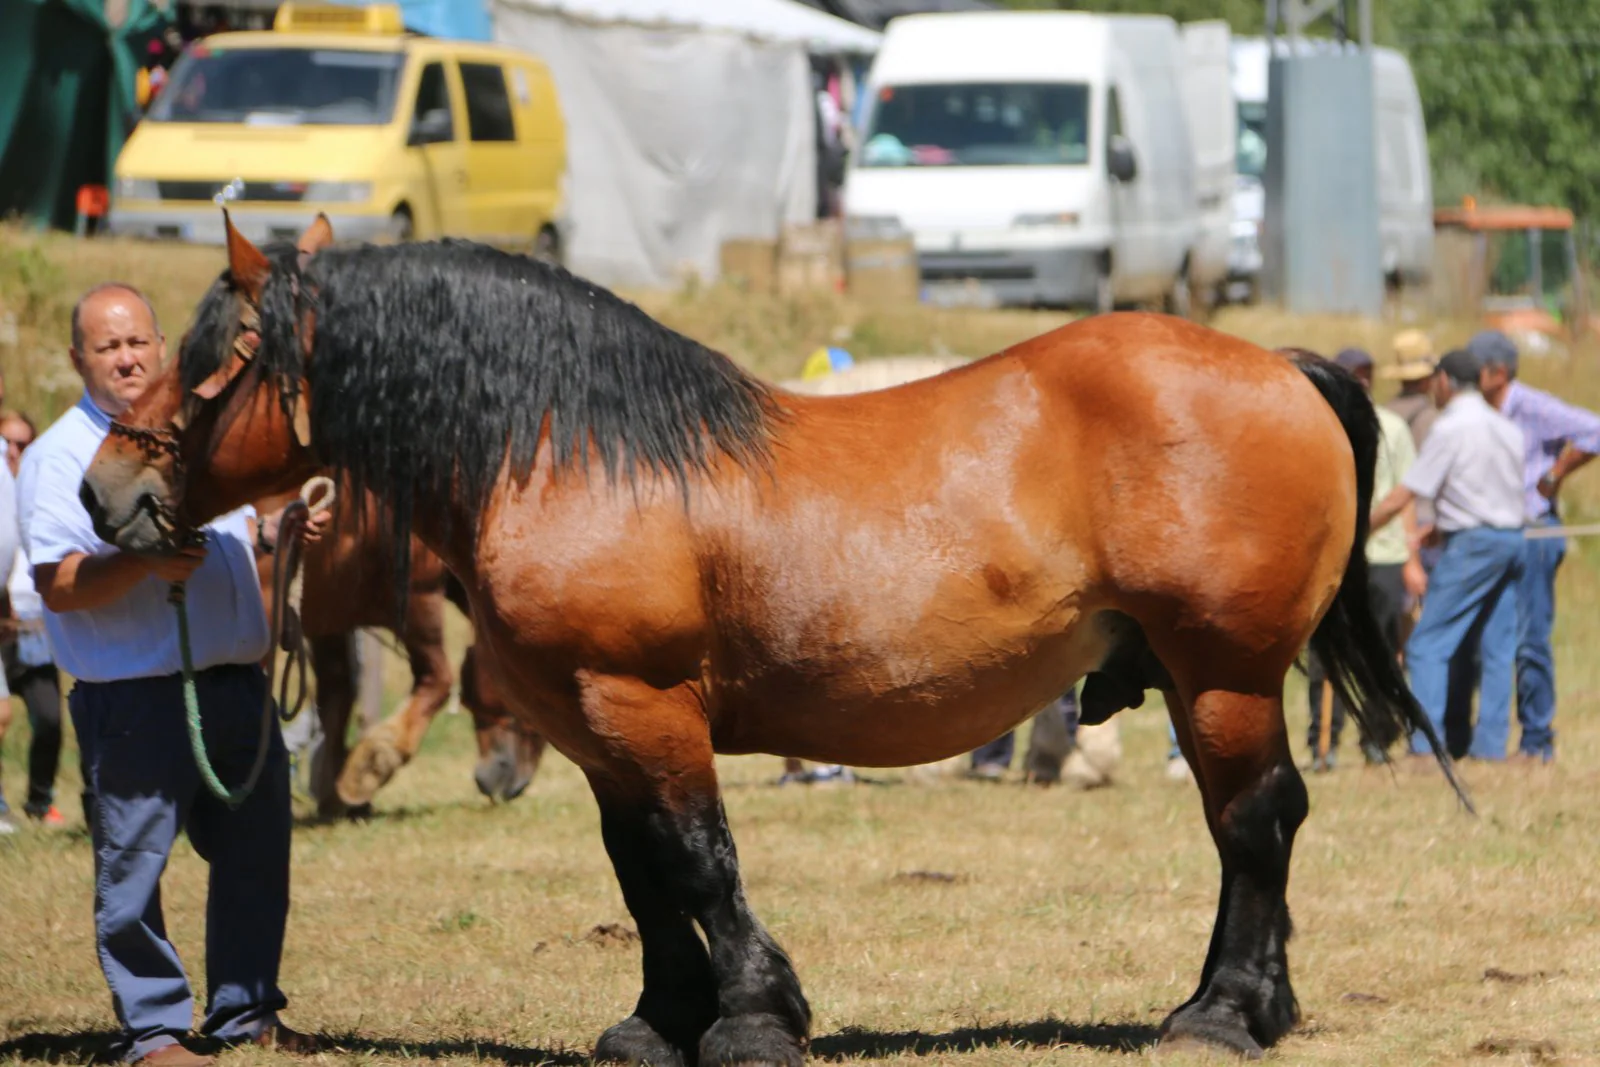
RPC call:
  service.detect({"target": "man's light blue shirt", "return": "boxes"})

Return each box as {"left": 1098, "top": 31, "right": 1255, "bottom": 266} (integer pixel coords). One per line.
{"left": 17, "top": 393, "right": 269, "bottom": 683}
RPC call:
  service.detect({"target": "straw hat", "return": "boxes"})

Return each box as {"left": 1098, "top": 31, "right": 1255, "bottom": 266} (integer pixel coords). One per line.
{"left": 1379, "top": 329, "right": 1436, "bottom": 381}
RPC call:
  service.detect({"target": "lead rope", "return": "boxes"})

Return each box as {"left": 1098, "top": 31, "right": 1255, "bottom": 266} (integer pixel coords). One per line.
{"left": 175, "top": 476, "right": 337, "bottom": 807}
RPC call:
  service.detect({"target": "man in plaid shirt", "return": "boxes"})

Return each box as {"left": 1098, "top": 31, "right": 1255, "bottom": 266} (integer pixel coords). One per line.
{"left": 1473, "top": 330, "right": 1600, "bottom": 764}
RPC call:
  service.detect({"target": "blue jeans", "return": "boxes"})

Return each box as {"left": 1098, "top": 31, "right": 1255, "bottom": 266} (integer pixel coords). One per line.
{"left": 971, "top": 691, "right": 1078, "bottom": 768}
{"left": 1515, "top": 516, "right": 1564, "bottom": 758}
{"left": 1406, "top": 528, "right": 1523, "bottom": 760}
{"left": 70, "top": 664, "right": 291, "bottom": 1061}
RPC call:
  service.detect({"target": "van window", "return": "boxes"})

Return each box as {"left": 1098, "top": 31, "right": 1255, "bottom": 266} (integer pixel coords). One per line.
{"left": 1236, "top": 101, "right": 1266, "bottom": 179}
{"left": 859, "top": 83, "right": 1090, "bottom": 167}
{"left": 149, "top": 47, "right": 404, "bottom": 126}
{"left": 459, "top": 62, "right": 516, "bottom": 142}
{"left": 410, "top": 62, "right": 453, "bottom": 141}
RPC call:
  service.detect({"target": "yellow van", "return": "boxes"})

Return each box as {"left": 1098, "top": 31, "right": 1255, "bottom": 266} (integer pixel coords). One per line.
{"left": 109, "top": 3, "right": 567, "bottom": 257}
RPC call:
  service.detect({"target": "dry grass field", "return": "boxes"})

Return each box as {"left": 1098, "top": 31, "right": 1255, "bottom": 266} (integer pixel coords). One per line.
{"left": 4, "top": 228, "right": 1600, "bottom": 1066}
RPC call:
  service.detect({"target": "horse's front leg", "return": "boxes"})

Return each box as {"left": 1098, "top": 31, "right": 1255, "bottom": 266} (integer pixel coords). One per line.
{"left": 338, "top": 592, "right": 453, "bottom": 806}
{"left": 583, "top": 677, "right": 809, "bottom": 1067}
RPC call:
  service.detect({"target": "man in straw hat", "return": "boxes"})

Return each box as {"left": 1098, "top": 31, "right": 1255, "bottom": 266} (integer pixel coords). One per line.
{"left": 1382, "top": 329, "right": 1442, "bottom": 448}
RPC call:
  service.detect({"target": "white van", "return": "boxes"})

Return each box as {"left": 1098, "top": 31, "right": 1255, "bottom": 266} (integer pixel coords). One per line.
{"left": 844, "top": 11, "right": 1234, "bottom": 313}
{"left": 1227, "top": 37, "right": 1432, "bottom": 300}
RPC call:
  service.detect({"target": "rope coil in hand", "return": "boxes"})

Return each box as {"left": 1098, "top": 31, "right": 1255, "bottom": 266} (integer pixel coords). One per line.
{"left": 174, "top": 476, "right": 337, "bottom": 807}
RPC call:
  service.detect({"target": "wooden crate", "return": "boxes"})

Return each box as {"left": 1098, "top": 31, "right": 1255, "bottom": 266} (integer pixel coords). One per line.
{"left": 777, "top": 221, "right": 845, "bottom": 296}
{"left": 845, "top": 237, "right": 920, "bottom": 304}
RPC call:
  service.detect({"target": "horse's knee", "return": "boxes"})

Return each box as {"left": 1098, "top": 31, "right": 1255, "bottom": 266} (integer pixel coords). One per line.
{"left": 1216, "top": 759, "right": 1307, "bottom": 877}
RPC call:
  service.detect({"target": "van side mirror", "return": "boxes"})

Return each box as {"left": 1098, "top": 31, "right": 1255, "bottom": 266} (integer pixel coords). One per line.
{"left": 1108, "top": 136, "right": 1138, "bottom": 183}
{"left": 408, "top": 108, "right": 452, "bottom": 146}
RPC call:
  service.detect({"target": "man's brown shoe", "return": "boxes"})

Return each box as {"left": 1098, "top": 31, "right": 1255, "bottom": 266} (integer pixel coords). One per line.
{"left": 136, "top": 1044, "right": 215, "bottom": 1067}
{"left": 251, "top": 1024, "right": 318, "bottom": 1053}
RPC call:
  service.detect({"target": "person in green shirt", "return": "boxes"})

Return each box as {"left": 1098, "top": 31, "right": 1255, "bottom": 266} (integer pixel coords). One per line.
{"left": 1305, "top": 347, "right": 1423, "bottom": 770}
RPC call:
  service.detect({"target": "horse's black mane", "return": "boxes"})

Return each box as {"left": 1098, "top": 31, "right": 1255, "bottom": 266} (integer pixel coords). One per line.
{"left": 182, "top": 238, "right": 777, "bottom": 598}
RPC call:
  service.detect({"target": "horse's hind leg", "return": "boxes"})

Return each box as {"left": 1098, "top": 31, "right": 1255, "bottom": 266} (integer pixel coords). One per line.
{"left": 584, "top": 677, "right": 809, "bottom": 1067}
{"left": 1157, "top": 673, "right": 1307, "bottom": 1058}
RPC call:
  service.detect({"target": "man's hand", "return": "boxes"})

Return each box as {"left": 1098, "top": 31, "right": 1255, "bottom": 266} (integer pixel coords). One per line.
{"left": 260, "top": 505, "right": 332, "bottom": 552}
{"left": 1537, "top": 471, "right": 1561, "bottom": 501}
{"left": 300, "top": 508, "right": 331, "bottom": 546}
{"left": 1403, "top": 557, "right": 1428, "bottom": 600}
{"left": 138, "top": 543, "right": 207, "bottom": 584}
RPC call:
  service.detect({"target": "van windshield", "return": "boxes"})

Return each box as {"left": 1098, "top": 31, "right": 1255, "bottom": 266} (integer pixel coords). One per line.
{"left": 1237, "top": 101, "right": 1266, "bottom": 179}
{"left": 860, "top": 83, "right": 1090, "bottom": 167}
{"left": 149, "top": 47, "right": 405, "bottom": 126}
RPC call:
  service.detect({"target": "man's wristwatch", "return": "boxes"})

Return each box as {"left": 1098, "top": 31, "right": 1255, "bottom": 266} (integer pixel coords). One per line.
{"left": 256, "top": 522, "right": 276, "bottom": 555}
{"left": 1538, "top": 471, "right": 1559, "bottom": 494}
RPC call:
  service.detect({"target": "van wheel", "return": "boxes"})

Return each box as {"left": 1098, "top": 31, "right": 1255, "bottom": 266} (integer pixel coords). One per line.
{"left": 1095, "top": 262, "right": 1114, "bottom": 316}
{"left": 387, "top": 208, "right": 414, "bottom": 243}
{"left": 533, "top": 226, "right": 561, "bottom": 265}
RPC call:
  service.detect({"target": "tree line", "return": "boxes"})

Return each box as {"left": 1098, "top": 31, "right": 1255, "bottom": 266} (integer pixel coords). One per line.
{"left": 995, "top": 0, "right": 1600, "bottom": 218}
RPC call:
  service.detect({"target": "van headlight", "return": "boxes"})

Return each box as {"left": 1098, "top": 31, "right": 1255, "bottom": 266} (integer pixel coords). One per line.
{"left": 116, "top": 177, "right": 159, "bottom": 201}
{"left": 846, "top": 215, "right": 908, "bottom": 241}
{"left": 303, "top": 181, "right": 372, "bottom": 204}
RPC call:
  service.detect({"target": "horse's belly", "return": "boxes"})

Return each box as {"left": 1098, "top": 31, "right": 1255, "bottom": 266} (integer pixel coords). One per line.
{"left": 711, "top": 610, "right": 1111, "bottom": 767}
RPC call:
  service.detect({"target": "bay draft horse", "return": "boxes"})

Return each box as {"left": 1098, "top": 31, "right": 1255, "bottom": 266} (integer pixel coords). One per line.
{"left": 261, "top": 483, "right": 545, "bottom": 816}
{"left": 81, "top": 215, "right": 1464, "bottom": 1062}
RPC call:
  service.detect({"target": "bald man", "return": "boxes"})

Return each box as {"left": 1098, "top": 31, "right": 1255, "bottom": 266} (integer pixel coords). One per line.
{"left": 18, "top": 284, "right": 318, "bottom": 1065}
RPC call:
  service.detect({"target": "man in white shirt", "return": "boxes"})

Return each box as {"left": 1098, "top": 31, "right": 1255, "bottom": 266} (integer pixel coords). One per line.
{"left": 19, "top": 283, "right": 318, "bottom": 1065}
{"left": 1371, "top": 348, "right": 1526, "bottom": 762}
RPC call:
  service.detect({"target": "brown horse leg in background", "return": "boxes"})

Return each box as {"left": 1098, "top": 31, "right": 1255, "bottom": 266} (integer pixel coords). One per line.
{"left": 335, "top": 565, "right": 455, "bottom": 809}
{"left": 303, "top": 631, "right": 357, "bottom": 819}
{"left": 271, "top": 487, "right": 543, "bottom": 815}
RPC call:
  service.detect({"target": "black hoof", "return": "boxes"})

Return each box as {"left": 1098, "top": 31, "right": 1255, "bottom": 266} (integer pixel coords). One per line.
{"left": 1158, "top": 1010, "right": 1265, "bottom": 1060}
{"left": 698, "top": 1014, "right": 805, "bottom": 1067}
{"left": 595, "top": 1016, "right": 688, "bottom": 1067}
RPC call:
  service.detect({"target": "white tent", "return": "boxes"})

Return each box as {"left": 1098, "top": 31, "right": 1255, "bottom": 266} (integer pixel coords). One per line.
{"left": 492, "top": 0, "right": 881, "bottom": 288}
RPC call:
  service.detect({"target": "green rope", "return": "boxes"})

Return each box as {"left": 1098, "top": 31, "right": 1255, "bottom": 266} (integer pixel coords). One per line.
{"left": 173, "top": 582, "right": 270, "bottom": 809}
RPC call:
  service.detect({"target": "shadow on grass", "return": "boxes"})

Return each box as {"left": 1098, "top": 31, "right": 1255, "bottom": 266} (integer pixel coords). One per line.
{"left": 0, "top": 1019, "right": 1159, "bottom": 1064}
{"left": 812, "top": 1019, "right": 1160, "bottom": 1059}
{"left": 308, "top": 1035, "right": 588, "bottom": 1065}
{"left": 0, "top": 1030, "right": 122, "bottom": 1064}
{"left": 288, "top": 799, "right": 490, "bottom": 830}
{"left": 0, "top": 1031, "right": 587, "bottom": 1066}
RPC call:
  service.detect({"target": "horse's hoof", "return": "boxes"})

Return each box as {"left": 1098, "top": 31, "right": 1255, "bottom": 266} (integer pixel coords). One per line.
{"left": 338, "top": 736, "right": 406, "bottom": 806}
{"left": 1157, "top": 1013, "right": 1265, "bottom": 1060}
{"left": 699, "top": 1014, "right": 806, "bottom": 1067}
{"left": 594, "top": 1015, "right": 688, "bottom": 1067}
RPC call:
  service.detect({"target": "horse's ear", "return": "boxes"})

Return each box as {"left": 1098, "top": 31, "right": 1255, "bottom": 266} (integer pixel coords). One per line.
{"left": 297, "top": 213, "right": 334, "bottom": 271}
{"left": 223, "top": 210, "right": 271, "bottom": 303}
{"left": 192, "top": 349, "right": 250, "bottom": 400}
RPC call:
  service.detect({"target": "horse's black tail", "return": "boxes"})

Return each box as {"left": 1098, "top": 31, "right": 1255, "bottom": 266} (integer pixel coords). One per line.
{"left": 1290, "top": 353, "right": 1473, "bottom": 811}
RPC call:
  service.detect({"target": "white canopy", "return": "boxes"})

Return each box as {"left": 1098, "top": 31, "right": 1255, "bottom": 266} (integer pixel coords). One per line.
{"left": 496, "top": 0, "right": 883, "bottom": 54}
{"left": 493, "top": 0, "right": 876, "bottom": 288}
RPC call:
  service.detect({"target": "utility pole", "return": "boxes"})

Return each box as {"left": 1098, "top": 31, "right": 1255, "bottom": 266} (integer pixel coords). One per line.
{"left": 1259, "top": 0, "right": 1382, "bottom": 314}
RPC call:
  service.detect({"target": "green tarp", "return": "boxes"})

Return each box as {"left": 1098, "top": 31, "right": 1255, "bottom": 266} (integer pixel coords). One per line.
{"left": 0, "top": 0, "right": 170, "bottom": 230}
